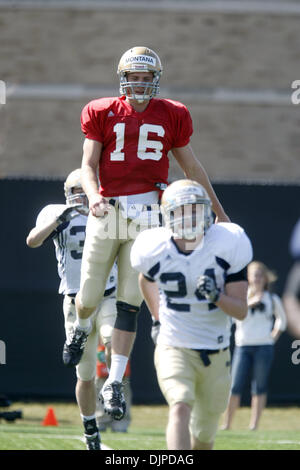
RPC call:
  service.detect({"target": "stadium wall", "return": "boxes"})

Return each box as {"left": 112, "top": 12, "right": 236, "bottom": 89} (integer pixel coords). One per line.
{"left": 1, "top": 179, "right": 300, "bottom": 405}
{"left": 1, "top": 4, "right": 300, "bottom": 183}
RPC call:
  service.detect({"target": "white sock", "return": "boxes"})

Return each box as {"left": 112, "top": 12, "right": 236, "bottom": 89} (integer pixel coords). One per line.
{"left": 81, "top": 413, "right": 96, "bottom": 422}
{"left": 106, "top": 354, "right": 128, "bottom": 384}
{"left": 74, "top": 318, "right": 91, "bottom": 331}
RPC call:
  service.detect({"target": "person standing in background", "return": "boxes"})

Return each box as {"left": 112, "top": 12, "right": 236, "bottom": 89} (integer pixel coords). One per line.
{"left": 221, "top": 261, "right": 287, "bottom": 431}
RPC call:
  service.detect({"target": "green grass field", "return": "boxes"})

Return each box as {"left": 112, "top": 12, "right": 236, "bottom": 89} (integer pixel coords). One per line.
{"left": 0, "top": 402, "right": 300, "bottom": 450}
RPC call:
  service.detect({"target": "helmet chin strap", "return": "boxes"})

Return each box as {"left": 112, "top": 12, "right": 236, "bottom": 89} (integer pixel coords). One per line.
{"left": 127, "top": 94, "right": 150, "bottom": 104}
{"left": 125, "top": 82, "right": 153, "bottom": 103}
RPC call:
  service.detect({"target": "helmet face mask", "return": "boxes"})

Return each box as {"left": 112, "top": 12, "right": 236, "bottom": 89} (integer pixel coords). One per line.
{"left": 67, "top": 190, "right": 89, "bottom": 215}
{"left": 120, "top": 71, "right": 158, "bottom": 103}
{"left": 118, "top": 47, "right": 162, "bottom": 102}
{"left": 64, "top": 169, "right": 89, "bottom": 215}
{"left": 169, "top": 204, "right": 206, "bottom": 240}
{"left": 161, "top": 180, "right": 213, "bottom": 241}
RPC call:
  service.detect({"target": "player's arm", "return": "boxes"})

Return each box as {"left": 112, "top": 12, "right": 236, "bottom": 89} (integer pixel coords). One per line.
{"left": 26, "top": 219, "right": 60, "bottom": 248}
{"left": 26, "top": 206, "right": 78, "bottom": 248}
{"left": 81, "top": 138, "right": 110, "bottom": 217}
{"left": 282, "top": 265, "right": 300, "bottom": 338}
{"left": 217, "top": 280, "right": 248, "bottom": 320}
{"left": 138, "top": 273, "right": 160, "bottom": 321}
{"left": 283, "top": 293, "right": 300, "bottom": 338}
{"left": 197, "top": 275, "right": 248, "bottom": 320}
{"left": 171, "top": 144, "right": 230, "bottom": 223}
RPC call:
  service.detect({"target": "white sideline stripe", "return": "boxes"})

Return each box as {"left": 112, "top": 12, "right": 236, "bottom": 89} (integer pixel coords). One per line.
{"left": 0, "top": 431, "right": 112, "bottom": 450}
{"left": 5, "top": 84, "right": 292, "bottom": 106}
{"left": 1, "top": 1, "right": 300, "bottom": 15}
{"left": 259, "top": 440, "right": 300, "bottom": 445}
{"left": 79, "top": 436, "right": 112, "bottom": 450}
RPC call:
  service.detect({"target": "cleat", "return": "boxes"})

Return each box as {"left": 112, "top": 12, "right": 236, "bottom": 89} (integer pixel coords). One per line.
{"left": 99, "top": 381, "right": 126, "bottom": 421}
{"left": 85, "top": 431, "right": 101, "bottom": 450}
{"left": 62, "top": 326, "right": 90, "bottom": 367}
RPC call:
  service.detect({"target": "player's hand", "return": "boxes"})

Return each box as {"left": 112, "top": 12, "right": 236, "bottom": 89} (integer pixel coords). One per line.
{"left": 56, "top": 206, "right": 81, "bottom": 224}
{"left": 197, "top": 275, "right": 220, "bottom": 303}
{"left": 151, "top": 320, "right": 161, "bottom": 345}
{"left": 89, "top": 194, "right": 111, "bottom": 217}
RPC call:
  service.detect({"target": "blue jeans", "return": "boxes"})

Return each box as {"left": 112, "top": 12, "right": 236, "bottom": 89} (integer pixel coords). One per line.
{"left": 231, "top": 345, "right": 274, "bottom": 395}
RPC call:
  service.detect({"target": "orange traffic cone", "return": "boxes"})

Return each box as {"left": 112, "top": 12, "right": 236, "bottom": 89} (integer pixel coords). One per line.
{"left": 41, "top": 407, "right": 58, "bottom": 426}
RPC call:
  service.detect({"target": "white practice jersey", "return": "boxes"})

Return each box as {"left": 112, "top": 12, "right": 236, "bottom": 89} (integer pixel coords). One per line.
{"left": 234, "top": 291, "right": 287, "bottom": 346}
{"left": 36, "top": 204, "right": 117, "bottom": 295}
{"left": 131, "top": 223, "right": 253, "bottom": 350}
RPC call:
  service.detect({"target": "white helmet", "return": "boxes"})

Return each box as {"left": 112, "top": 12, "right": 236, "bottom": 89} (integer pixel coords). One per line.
{"left": 161, "top": 179, "right": 213, "bottom": 240}
{"left": 117, "top": 46, "right": 163, "bottom": 102}
{"left": 64, "top": 169, "right": 89, "bottom": 215}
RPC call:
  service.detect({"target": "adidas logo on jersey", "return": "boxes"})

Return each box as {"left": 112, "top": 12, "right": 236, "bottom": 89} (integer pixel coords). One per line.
{"left": 108, "top": 111, "right": 115, "bottom": 117}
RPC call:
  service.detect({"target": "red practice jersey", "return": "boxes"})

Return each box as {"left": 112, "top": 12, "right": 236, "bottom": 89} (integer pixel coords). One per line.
{"left": 81, "top": 96, "right": 193, "bottom": 197}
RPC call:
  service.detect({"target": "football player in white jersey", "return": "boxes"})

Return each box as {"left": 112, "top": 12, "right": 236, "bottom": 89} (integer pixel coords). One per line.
{"left": 26, "top": 169, "right": 118, "bottom": 450}
{"left": 131, "top": 179, "right": 253, "bottom": 450}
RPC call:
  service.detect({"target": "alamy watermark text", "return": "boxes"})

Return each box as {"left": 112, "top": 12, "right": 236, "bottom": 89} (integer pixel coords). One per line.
{"left": 291, "top": 340, "right": 300, "bottom": 365}
{"left": 291, "top": 80, "right": 300, "bottom": 104}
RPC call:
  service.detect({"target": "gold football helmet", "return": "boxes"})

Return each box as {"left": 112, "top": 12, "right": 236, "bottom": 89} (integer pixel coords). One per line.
{"left": 64, "top": 169, "right": 88, "bottom": 215}
{"left": 117, "top": 46, "right": 163, "bottom": 101}
{"left": 161, "top": 179, "right": 213, "bottom": 240}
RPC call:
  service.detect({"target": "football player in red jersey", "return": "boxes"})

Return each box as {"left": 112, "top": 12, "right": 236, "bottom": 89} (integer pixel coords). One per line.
{"left": 63, "top": 46, "right": 230, "bottom": 420}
